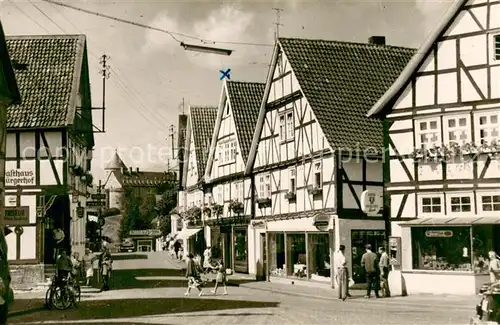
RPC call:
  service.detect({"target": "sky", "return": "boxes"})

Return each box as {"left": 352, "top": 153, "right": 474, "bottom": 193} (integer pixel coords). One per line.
{"left": 0, "top": 0, "right": 454, "bottom": 183}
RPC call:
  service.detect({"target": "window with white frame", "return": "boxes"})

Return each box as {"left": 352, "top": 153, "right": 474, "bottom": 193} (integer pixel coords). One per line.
{"left": 494, "top": 34, "right": 500, "bottom": 60}
{"left": 224, "top": 184, "right": 229, "bottom": 202}
{"left": 230, "top": 141, "right": 236, "bottom": 161}
{"left": 286, "top": 112, "right": 294, "bottom": 139}
{"left": 450, "top": 195, "right": 472, "bottom": 213}
{"left": 234, "top": 182, "right": 244, "bottom": 202}
{"left": 421, "top": 197, "right": 442, "bottom": 213}
{"left": 444, "top": 115, "right": 470, "bottom": 145}
{"left": 224, "top": 143, "right": 230, "bottom": 162}
{"left": 476, "top": 112, "right": 499, "bottom": 145}
{"left": 313, "top": 162, "right": 322, "bottom": 188}
{"left": 481, "top": 194, "right": 500, "bottom": 212}
{"left": 289, "top": 167, "right": 296, "bottom": 193}
{"left": 416, "top": 118, "right": 441, "bottom": 148}
{"left": 259, "top": 174, "right": 271, "bottom": 198}
{"left": 279, "top": 111, "right": 294, "bottom": 141}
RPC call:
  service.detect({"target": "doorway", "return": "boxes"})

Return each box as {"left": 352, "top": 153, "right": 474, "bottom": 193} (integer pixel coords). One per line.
{"left": 259, "top": 233, "right": 267, "bottom": 281}
{"left": 351, "top": 230, "right": 386, "bottom": 284}
{"left": 221, "top": 229, "right": 232, "bottom": 269}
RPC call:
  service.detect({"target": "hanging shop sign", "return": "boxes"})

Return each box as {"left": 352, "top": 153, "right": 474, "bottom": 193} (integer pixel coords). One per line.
{"left": 425, "top": 230, "right": 453, "bottom": 238}
{"left": 129, "top": 229, "right": 161, "bottom": 237}
{"left": 5, "top": 168, "right": 35, "bottom": 186}
{"left": 251, "top": 220, "right": 265, "bottom": 228}
{"left": 360, "top": 190, "right": 382, "bottom": 216}
{"left": 3, "top": 206, "right": 30, "bottom": 226}
{"left": 313, "top": 214, "right": 330, "bottom": 231}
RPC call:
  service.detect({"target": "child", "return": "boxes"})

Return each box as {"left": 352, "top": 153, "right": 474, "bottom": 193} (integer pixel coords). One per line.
{"left": 211, "top": 260, "right": 228, "bottom": 295}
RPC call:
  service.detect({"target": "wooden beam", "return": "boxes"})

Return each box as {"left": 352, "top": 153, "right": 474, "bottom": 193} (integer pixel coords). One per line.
{"left": 40, "top": 132, "right": 61, "bottom": 186}
{"left": 340, "top": 168, "right": 362, "bottom": 210}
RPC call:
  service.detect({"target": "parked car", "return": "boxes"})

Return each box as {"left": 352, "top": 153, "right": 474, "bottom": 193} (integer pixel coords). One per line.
{"left": 0, "top": 227, "right": 13, "bottom": 324}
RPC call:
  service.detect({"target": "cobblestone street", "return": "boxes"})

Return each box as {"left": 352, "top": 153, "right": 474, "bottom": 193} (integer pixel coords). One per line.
{"left": 10, "top": 253, "right": 476, "bottom": 324}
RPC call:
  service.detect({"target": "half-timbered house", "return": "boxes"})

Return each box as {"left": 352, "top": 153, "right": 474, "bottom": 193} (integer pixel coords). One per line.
{"left": 367, "top": 0, "right": 500, "bottom": 295}
{"left": 4, "top": 35, "right": 95, "bottom": 284}
{"left": 177, "top": 106, "right": 217, "bottom": 257}
{"left": 245, "top": 37, "right": 415, "bottom": 286}
{"left": 204, "top": 80, "right": 265, "bottom": 273}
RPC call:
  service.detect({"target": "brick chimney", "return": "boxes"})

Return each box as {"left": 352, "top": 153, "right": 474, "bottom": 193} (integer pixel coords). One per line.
{"left": 369, "top": 36, "right": 386, "bottom": 45}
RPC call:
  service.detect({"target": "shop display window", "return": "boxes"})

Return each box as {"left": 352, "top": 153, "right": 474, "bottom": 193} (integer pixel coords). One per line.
{"left": 269, "top": 233, "right": 286, "bottom": 277}
{"left": 307, "top": 234, "right": 331, "bottom": 282}
{"left": 411, "top": 227, "right": 472, "bottom": 271}
{"left": 287, "top": 234, "right": 307, "bottom": 278}
{"left": 472, "top": 225, "right": 500, "bottom": 274}
{"left": 233, "top": 229, "right": 247, "bottom": 264}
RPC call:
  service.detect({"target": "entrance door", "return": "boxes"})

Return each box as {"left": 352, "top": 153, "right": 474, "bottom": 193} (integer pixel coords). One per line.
{"left": 233, "top": 228, "right": 248, "bottom": 273}
{"left": 222, "top": 232, "right": 232, "bottom": 269}
{"left": 260, "top": 233, "right": 267, "bottom": 281}
{"left": 351, "top": 230, "right": 386, "bottom": 284}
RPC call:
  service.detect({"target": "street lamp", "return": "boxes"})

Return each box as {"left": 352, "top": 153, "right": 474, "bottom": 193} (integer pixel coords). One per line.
{"left": 180, "top": 42, "right": 233, "bottom": 56}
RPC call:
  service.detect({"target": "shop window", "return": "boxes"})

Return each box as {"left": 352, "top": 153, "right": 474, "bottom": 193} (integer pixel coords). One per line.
{"left": 481, "top": 195, "right": 500, "bottom": 212}
{"left": 472, "top": 225, "right": 500, "bottom": 274}
{"left": 475, "top": 112, "right": 499, "bottom": 145}
{"left": 351, "top": 230, "right": 386, "bottom": 284}
{"left": 421, "top": 197, "right": 442, "bottom": 213}
{"left": 450, "top": 196, "right": 472, "bottom": 213}
{"left": 416, "top": 118, "right": 441, "bottom": 149}
{"left": 233, "top": 229, "right": 247, "bottom": 270}
{"left": 411, "top": 226, "right": 472, "bottom": 271}
{"left": 307, "top": 234, "right": 331, "bottom": 282}
{"left": 286, "top": 233, "right": 307, "bottom": 278}
{"left": 269, "top": 233, "right": 286, "bottom": 276}
{"left": 444, "top": 115, "right": 470, "bottom": 146}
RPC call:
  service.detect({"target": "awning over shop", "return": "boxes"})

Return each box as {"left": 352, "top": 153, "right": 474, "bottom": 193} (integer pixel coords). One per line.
{"left": 400, "top": 216, "right": 500, "bottom": 227}
{"left": 175, "top": 228, "right": 202, "bottom": 241}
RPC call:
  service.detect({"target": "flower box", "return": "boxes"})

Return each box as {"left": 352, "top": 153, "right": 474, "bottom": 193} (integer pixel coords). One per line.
{"left": 211, "top": 204, "right": 223, "bottom": 219}
{"left": 69, "top": 165, "right": 85, "bottom": 176}
{"left": 308, "top": 187, "right": 322, "bottom": 196}
{"left": 285, "top": 192, "right": 296, "bottom": 200}
{"left": 228, "top": 200, "right": 244, "bottom": 214}
{"left": 202, "top": 207, "right": 211, "bottom": 218}
{"left": 257, "top": 198, "right": 271, "bottom": 208}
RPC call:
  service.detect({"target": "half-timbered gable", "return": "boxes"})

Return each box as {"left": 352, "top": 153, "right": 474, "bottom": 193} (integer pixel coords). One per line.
{"left": 181, "top": 106, "right": 217, "bottom": 212}
{"left": 3, "top": 35, "right": 94, "bottom": 271}
{"left": 367, "top": 0, "right": 500, "bottom": 295}
{"left": 205, "top": 81, "right": 264, "bottom": 219}
{"left": 246, "top": 37, "right": 415, "bottom": 220}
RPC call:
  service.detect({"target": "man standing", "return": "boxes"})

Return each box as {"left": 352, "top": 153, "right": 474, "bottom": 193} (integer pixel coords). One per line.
{"left": 335, "top": 245, "right": 351, "bottom": 299}
{"left": 361, "top": 244, "right": 380, "bottom": 298}
{"left": 99, "top": 247, "right": 112, "bottom": 292}
{"left": 378, "top": 246, "right": 390, "bottom": 297}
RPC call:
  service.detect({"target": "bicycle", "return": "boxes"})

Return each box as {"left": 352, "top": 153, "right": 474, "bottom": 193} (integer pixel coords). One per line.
{"left": 337, "top": 266, "right": 348, "bottom": 301}
{"left": 45, "top": 275, "right": 78, "bottom": 310}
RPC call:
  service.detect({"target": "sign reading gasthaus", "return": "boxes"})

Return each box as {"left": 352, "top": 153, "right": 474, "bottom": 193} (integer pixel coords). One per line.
{"left": 6, "top": 169, "right": 35, "bottom": 186}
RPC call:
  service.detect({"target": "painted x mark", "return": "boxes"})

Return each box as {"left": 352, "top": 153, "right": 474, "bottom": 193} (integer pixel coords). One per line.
{"left": 220, "top": 69, "right": 231, "bottom": 80}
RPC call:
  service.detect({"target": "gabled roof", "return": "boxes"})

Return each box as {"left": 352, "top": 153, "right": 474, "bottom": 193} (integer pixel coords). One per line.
{"left": 0, "top": 22, "right": 20, "bottom": 105}
{"left": 226, "top": 81, "right": 265, "bottom": 163}
{"left": 105, "top": 151, "right": 127, "bottom": 170}
{"left": 367, "top": 0, "right": 466, "bottom": 117}
{"left": 187, "top": 106, "right": 218, "bottom": 182}
{"left": 5, "top": 35, "right": 87, "bottom": 128}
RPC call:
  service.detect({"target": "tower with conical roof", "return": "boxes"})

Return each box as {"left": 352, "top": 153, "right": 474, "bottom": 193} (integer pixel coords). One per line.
{"left": 104, "top": 150, "right": 127, "bottom": 210}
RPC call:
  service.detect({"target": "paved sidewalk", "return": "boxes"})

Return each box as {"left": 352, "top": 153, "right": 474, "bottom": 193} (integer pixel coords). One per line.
{"left": 240, "top": 281, "right": 479, "bottom": 307}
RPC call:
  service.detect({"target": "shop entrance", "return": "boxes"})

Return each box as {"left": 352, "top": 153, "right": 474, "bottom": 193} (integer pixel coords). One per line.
{"left": 137, "top": 240, "right": 152, "bottom": 252}
{"left": 221, "top": 228, "right": 232, "bottom": 269}
{"left": 233, "top": 227, "right": 248, "bottom": 273}
{"left": 351, "top": 230, "right": 386, "bottom": 284}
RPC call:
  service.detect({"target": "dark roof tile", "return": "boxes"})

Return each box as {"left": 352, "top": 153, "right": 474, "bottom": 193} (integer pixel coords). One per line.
{"left": 5, "top": 35, "right": 84, "bottom": 129}
{"left": 190, "top": 106, "right": 218, "bottom": 179}
{"left": 226, "top": 81, "right": 265, "bottom": 163}
{"left": 279, "top": 37, "right": 416, "bottom": 150}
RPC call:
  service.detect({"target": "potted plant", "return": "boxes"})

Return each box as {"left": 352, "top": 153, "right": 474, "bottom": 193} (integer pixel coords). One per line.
{"left": 186, "top": 206, "right": 202, "bottom": 227}
{"left": 82, "top": 172, "right": 93, "bottom": 187}
{"left": 228, "top": 200, "right": 244, "bottom": 214}
{"left": 285, "top": 191, "right": 296, "bottom": 200}
{"left": 257, "top": 197, "right": 271, "bottom": 208}
{"left": 308, "top": 185, "right": 322, "bottom": 196}
{"left": 202, "top": 207, "right": 211, "bottom": 219}
{"left": 69, "top": 164, "right": 85, "bottom": 176}
{"left": 211, "top": 203, "right": 223, "bottom": 219}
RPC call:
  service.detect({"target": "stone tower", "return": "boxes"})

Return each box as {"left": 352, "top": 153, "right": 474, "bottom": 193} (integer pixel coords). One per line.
{"left": 104, "top": 151, "right": 127, "bottom": 211}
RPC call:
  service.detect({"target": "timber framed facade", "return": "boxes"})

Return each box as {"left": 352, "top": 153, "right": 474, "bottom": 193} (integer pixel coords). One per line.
{"left": 4, "top": 35, "right": 95, "bottom": 285}
{"left": 367, "top": 0, "right": 500, "bottom": 295}
{"left": 246, "top": 37, "right": 414, "bottom": 286}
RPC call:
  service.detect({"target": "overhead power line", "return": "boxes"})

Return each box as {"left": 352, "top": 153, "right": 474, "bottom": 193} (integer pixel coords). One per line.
{"left": 41, "top": 0, "right": 273, "bottom": 48}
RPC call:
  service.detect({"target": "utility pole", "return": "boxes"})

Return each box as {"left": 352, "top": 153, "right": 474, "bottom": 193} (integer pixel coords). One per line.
{"left": 99, "top": 54, "right": 110, "bottom": 132}
{"left": 272, "top": 8, "right": 284, "bottom": 40}
{"left": 168, "top": 124, "right": 175, "bottom": 160}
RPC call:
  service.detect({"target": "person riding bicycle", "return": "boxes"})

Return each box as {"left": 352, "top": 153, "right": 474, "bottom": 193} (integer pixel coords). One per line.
{"left": 55, "top": 249, "right": 72, "bottom": 287}
{"left": 335, "top": 245, "right": 351, "bottom": 298}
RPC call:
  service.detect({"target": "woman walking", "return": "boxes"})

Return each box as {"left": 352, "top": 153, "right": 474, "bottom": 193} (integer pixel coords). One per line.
{"left": 211, "top": 260, "right": 228, "bottom": 295}
{"left": 185, "top": 253, "right": 204, "bottom": 296}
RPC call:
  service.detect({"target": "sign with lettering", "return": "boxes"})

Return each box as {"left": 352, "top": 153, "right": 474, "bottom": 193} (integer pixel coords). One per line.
{"left": 3, "top": 206, "right": 29, "bottom": 226}
{"left": 87, "top": 201, "right": 106, "bottom": 207}
{"left": 129, "top": 229, "right": 161, "bottom": 237}
{"left": 313, "top": 214, "right": 330, "bottom": 231}
{"left": 425, "top": 230, "right": 453, "bottom": 238}
{"left": 5, "top": 168, "right": 35, "bottom": 186}
{"left": 91, "top": 194, "right": 106, "bottom": 200}
{"left": 361, "top": 190, "right": 382, "bottom": 216}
